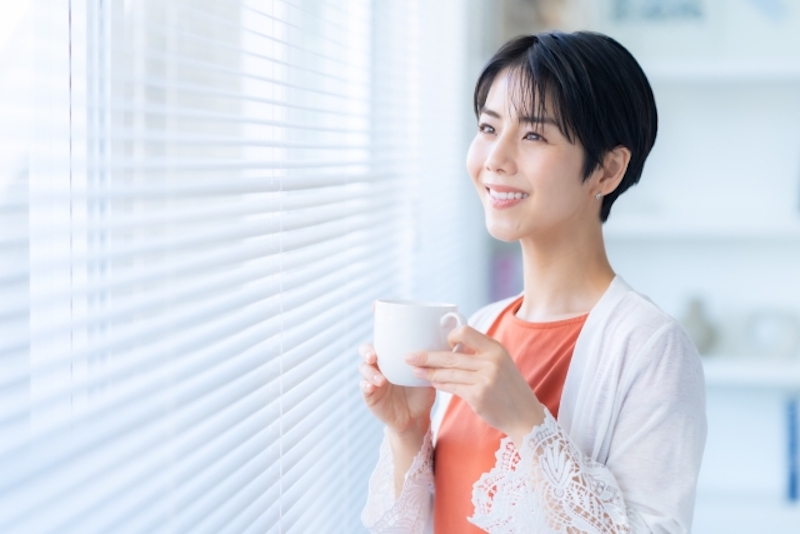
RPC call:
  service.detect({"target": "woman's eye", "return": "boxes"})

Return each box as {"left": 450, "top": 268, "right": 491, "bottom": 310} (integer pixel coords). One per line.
{"left": 524, "top": 131, "right": 543, "bottom": 141}
{"left": 478, "top": 123, "right": 495, "bottom": 134}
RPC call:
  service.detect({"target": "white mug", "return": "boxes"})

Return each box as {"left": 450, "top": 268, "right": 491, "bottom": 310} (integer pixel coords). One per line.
{"left": 373, "top": 300, "right": 467, "bottom": 387}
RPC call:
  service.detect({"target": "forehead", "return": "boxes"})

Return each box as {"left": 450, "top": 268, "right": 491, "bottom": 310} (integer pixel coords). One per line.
{"left": 482, "top": 68, "right": 550, "bottom": 121}
{"left": 483, "top": 72, "right": 513, "bottom": 111}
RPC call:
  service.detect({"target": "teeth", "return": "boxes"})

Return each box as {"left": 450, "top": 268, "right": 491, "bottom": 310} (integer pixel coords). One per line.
{"left": 488, "top": 188, "right": 528, "bottom": 200}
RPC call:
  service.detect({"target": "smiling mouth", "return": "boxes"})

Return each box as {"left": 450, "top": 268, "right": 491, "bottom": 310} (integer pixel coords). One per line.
{"left": 486, "top": 187, "right": 529, "bottom": 201}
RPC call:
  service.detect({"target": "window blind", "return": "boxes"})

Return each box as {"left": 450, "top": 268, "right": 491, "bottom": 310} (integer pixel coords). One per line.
{"left": 0, "top": 0, "right": 481, "bottom": 532}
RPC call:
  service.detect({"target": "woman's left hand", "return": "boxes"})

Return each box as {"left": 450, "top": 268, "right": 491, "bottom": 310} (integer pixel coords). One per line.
{"left": 405, "top": 325, "right": 546, "bottom": 447}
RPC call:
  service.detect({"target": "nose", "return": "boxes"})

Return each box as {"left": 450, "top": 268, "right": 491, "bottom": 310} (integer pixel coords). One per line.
{"left": 484, "top": 132, "right": 517, "bottom": 176}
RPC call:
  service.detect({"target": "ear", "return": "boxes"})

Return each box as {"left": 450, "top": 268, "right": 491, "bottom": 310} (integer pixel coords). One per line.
{"left": 594, "top": 146, "right": 631, "bottom": 196}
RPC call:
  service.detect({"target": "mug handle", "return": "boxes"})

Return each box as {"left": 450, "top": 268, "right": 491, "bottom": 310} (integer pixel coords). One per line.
{"left": 440, "top": 311, "right": 468, "bottom": 353}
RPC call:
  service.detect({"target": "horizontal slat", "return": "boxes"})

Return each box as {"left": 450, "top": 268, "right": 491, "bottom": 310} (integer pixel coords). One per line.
{"left": 108, "top": 2, "right": 367, "bottom": 81}
{"left": 1, "top": 263, "right": 281, "bottom": 356}
{"left": 56, "top": 386, "right": 282, "bottom": 533}
{"left": 281, "top": 352, "right": 383, "bottom": 435}
{"left": 0, "top": 300, "right": 281, "bottom": 443}
{"left": 1, "top": 247, "right": 239, "bottom": 324}
{"left": 243, "top": 504, "right": 281, "bottom": 534}
{"left": 0, "top": 342, "right": 278, "bottom": 529}
{"left": 101, "top": 103, "right": 370, "bottom": 133}
{"left": 108, "top": 51, "right": 368, "bottom": 104}
{"left": 0, "top": 234, "right": 397, "bottom": 399}
{"left": 0, "top": 181, "right": 400, "bottom": 286}
{"left": 105, "top": 131, "right": 370, "bottom": 149}
{"left": 217, "top": 461, "right": 284, "bottom": 534}
{"left": 0, "top": 312, "right": 376, "bottom": 508}
{"left": 243, "top": 0, "right": 371, "bottom": 42}
{"left": 280, "top": 432, "right": 351, "bottom": 517}
{"left": 4, "top": 268, "right": 390, "bottom": 445}
{"left": 279, "top": 315, "right": 372, "bottom": 393}
{"left": 175, "top": 432, "right": 285, "bottom": 533}
{"left": 17, "top": 170, "right": 385, "bottom": 202}
{"left": 19, "top": 191, "right": 376, "bottom": 249}
{"left": 0, "top": 200, "right": 27, "bottom": 214}
{"left": 28, "top": 199, "right": 273, "bottom": 238}
{"left": 0, "top": 306, "right": 376, "bottom": 532}
{"left": 280, "top": 373, "right": 356, "bottom": 456}
{"left": 278, "top": 262, "right": 382, "bottom": 332}
{"left": 178, "top": 354, "right": 368, "bottom": 532}
{"left": 106, "top": 77, "right": 366, "bottom": 118}
{"left": 4, "top": 230, "right": 400, "bottom": 328}
{"left": 171, "top": 0, "right": 362, "bottom": 56}
{"left": 283, "top": 422, "right": 363, "bottom": 490}
{"left": 10, "top": 214, "right": 389, "bottom": 351}
{"left": 282, "top": 418, "right": 352, "bottom": 492}
{"left": 19, "top": 202, "right": 381, "bottom": 272}
{"left": 285, "top": 505, "right": 347, "bottom": 534}
{"left": 107, "top": 42, "right": 369, "bottom": 99}
{"left": 0, "top": 1, "right": 472, "bottom": 532}
{"left": 170, "top": 430, "right": 281, "bottom": 533}
{"left": 87, "top": 154, "right": 371, "bottom": 172}
{"left": 192, "top": 456, "right": 282, "bottom": 534}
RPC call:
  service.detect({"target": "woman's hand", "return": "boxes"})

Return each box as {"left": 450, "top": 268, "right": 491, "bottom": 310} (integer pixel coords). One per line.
{"left": 406, "top": 325, "right": 545, "bottom": 447}
{"left": 359, "top": 343, "right": 437, "bottom": 498}
{"left": 358, "top": 343, "right": 436, "bottom": 437}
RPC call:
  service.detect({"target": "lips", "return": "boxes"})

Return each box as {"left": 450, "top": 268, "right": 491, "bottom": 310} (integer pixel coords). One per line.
{"left": 485, "top": 185, "right": 528, "bottom": 208}
{"left": 488, "top": 188, "right": 528, "bottom": 200}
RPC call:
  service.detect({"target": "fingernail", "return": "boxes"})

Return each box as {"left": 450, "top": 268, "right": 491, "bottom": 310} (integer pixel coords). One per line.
{"left": 412, "top": 367, "right": 426, "bottom": 378}
{"left": 373, "top": 374, "right": 382, "bottom": 384}
{"left": 405, "top": 353, "right": 418, "bottom": 364}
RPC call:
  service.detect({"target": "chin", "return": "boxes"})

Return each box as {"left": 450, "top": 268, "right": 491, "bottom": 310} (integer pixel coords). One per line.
{"left": 485, "top": 218, "right": 523, "bottom": 243}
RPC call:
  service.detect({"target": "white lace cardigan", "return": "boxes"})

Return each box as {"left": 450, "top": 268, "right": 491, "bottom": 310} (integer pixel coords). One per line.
{"left": 361, "top": 276, "right": 707, "bottom": 533}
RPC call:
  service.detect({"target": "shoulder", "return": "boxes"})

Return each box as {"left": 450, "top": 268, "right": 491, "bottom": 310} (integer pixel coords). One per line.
{"left": 606, "top": 286, "right": 679, "bottom": 338}
{"left": 596, "top": 283, "right": 702, "bottom": 383}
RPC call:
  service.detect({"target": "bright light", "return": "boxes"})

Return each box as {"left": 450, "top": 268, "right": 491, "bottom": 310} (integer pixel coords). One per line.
{"left": 0, "top": 0, "right": 31, "bottom": 52}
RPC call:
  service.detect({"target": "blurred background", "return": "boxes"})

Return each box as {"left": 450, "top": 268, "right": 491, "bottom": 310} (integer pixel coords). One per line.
{"left": 1, "top": 0, "right": 799, "bottom": 532}
{"left": 483, "top": 1, "right": 800, "bottom": 532}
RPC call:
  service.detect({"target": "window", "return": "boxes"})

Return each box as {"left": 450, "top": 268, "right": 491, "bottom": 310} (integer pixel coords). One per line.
{"left": 0, "top": 0, "right": 483, "bottom": 531}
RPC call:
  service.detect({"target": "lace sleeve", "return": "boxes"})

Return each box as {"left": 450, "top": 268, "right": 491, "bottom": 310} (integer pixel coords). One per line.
{"left": 361, "top": 427, "right": 435, "bottom": 534}
{"left": 469, "top": 409, "right": 650, "bottom": 534}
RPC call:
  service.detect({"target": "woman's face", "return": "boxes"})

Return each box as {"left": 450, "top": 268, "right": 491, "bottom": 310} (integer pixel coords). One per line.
{"left": 466, "top": 71, "right": 601, "bottom": 243}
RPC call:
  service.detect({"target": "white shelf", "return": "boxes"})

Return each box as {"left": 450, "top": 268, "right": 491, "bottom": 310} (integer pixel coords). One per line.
{"left": 603, "top": 216, "right": 800, "bottom": 241}
{"left": 643, "top": 61, "right": 800, "bottom": 84}
{"left": 703, "top": 358, "right": 800, "bottom": 389}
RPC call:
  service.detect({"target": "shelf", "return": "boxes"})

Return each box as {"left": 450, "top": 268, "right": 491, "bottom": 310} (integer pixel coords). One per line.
{"left": 703, "top": 358, "right": 800, "bottom": 389}
{"left": 603, "top": 216, "right": 800, "bottom": 241}
{"left": 643, "top": 61, "right": 800, "bottom": 84}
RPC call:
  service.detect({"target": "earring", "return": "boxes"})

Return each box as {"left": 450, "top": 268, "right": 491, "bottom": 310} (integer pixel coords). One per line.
{"left": 595, "top": 192, "right": 603, "bottom": 200}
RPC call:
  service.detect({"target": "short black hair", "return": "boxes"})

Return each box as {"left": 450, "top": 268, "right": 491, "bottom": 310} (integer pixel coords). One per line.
{"left": 474, "top": 32, "right": 657, "bottom": 222}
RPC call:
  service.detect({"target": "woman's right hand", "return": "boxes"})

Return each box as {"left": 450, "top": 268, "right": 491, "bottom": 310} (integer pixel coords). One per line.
{"left": 358, "top": 343, "right": 436, "bottom": 436}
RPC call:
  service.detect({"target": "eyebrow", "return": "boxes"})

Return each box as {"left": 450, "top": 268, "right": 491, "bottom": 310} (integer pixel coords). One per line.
{"left": 479, "top": 107, "right": 557, "bottom": 127}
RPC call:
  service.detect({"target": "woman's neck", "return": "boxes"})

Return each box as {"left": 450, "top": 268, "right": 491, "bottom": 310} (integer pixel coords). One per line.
{"left": 515, "top": 222, "right": 615, "bottom": 322}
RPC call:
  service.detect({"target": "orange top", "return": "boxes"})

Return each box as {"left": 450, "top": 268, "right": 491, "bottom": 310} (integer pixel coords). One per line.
{"left": 433, "top": 296, "right": 588, "bottom": 533}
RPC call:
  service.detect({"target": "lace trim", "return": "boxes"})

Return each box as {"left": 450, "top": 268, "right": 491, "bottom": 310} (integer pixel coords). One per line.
{"left": 362, "top": 427, "right": 434, "bottom": 533}
{"left": 470, "top": 409, "right": 636, "bottom": 533}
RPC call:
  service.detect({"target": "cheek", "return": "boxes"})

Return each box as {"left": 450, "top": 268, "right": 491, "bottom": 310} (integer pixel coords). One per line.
{"left": 525, "top": 151, "right": 581, "bottom": 193}
{"left": 465, "top": 137, "right": 484, "bottom": 185}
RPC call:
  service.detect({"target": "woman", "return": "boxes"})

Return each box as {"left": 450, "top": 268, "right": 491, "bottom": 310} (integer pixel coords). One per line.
{"left": 358, "top": 31, "right": 706, "bottom": 533}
